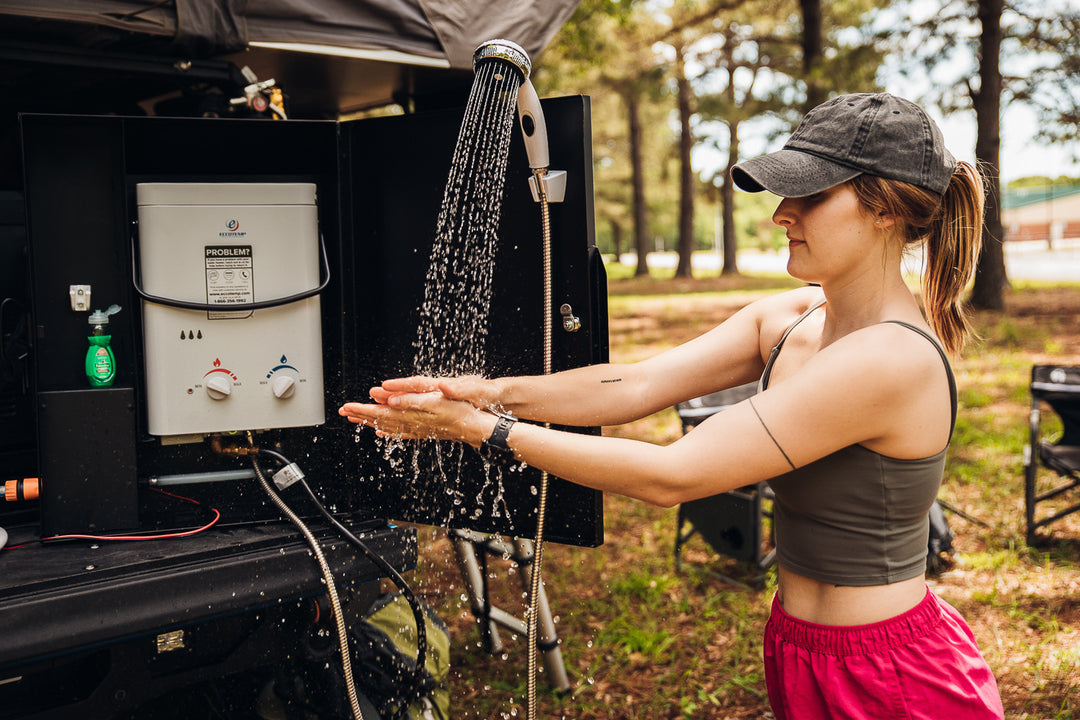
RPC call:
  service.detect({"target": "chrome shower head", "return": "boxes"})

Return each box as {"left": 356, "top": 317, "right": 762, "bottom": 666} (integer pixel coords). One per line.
{"left": 473, "top": 39, "right": 531, "bottom": 79}
{"left": 473, "top": 39, "right": 549, "bottom": 171}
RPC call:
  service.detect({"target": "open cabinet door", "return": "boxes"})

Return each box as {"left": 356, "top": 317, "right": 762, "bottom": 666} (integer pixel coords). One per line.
{"left": 338, "top": 95, "right": 606, "bottom": 547}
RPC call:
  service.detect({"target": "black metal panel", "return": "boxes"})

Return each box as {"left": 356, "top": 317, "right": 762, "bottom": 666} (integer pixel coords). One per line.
{"left": 0, "top": 190, "right": 35, "bottom": 486}
{"left": 0, "top": 521, "right": 413, "bottom": 718}
{"left": 341, "top": 96, "right": 605, "bottom": 546}
{"left": 0, "top": 522, "right": 411, "bottom": 668}
{"left": 19, "top": 114, "right": 349, "bottom": 532}
{"left": 21, "top": 116, "right": 131, "bottom": 394}
{"left": 37, "top": 388, "right": 139, "bottom": 537}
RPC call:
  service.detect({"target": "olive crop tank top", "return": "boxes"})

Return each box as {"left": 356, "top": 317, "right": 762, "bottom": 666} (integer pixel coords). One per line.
{"left": 760, "top": 302, "right": 957, "bottom": 586}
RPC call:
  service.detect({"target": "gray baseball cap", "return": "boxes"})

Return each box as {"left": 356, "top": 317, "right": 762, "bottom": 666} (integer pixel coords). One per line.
{"left": 731, "top": 93, "right": 957, "bottom": 197}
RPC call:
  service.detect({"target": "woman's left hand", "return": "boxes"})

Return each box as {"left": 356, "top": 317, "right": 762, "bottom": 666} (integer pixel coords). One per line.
{"left": 338, "top": 391, "right": 494, "bottom": 447}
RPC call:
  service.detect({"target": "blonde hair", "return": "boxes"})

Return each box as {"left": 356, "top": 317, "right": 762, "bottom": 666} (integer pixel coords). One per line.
{"left": 850, "top": 161, "right": 985, "bottom": 354}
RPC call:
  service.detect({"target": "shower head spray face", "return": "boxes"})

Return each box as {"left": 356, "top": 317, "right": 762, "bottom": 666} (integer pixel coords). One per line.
{"left": 472, "top": 39, "right": 532, "bottom": 79}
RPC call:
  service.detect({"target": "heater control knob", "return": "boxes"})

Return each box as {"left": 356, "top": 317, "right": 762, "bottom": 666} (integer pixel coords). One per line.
{"left": 205, "top": 375, "right": 233, "bottom": 400}
{"left": 271, "top": 375, "right": 296, "bottom": 399}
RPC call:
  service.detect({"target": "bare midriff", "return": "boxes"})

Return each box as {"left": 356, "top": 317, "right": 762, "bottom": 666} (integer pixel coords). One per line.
{"left": 775, "top": 565, "right": 928, "bottom": 626}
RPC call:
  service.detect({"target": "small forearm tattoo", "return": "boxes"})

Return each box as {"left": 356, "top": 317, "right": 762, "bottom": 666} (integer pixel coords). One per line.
{"left": 600, "top": 378, "right": 623, "bottom": 384}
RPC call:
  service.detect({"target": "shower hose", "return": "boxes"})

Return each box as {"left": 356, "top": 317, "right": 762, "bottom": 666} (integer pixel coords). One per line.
{"left": 526, "top": 169, "right": 554, "bottom": 720}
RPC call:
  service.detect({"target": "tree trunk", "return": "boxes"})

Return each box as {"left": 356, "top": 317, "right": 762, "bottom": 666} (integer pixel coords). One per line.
{"left": 627, "top": 92, "right": 650, "bottom": 277}
{"left": 970, "top": 0, "right": 1007, "bottom": 310}
{"left": 800, "top": 0, "right": 825, "bottom": 111}
{"left": 675, "top": 45, "right": 695, "bottom": 278}
{"left": 610, "top": 217, "right": 623, "bottom": 263}
{"left": 722, "top": 117, "right": 740, "bottom": 275}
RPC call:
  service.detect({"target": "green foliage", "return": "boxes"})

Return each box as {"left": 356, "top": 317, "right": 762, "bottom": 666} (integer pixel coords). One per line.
{"left": 1008, "top": 175, "right": 1080, "bottom": 190}
{"left": 596, "top": 617, "right": 678, "bottom": 661}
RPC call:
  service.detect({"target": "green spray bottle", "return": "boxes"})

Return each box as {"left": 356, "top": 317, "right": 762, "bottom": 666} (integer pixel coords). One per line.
{"left": 85, "top": 304, "right": 121, "bottom": 387}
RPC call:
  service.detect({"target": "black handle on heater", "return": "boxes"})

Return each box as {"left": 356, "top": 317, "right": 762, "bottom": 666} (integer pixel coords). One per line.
{"left": 129, "top": 232, "right": 331, "bottom": 312}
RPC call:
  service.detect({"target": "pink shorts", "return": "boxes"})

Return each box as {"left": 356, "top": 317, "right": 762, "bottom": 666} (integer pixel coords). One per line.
{"left": 763, "top": 587, "right": 1004, "bottom": 720}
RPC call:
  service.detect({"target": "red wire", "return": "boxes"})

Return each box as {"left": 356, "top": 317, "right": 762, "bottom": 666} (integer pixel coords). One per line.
{"left": 4, "top": 487, "right": 222, "bottom": 547}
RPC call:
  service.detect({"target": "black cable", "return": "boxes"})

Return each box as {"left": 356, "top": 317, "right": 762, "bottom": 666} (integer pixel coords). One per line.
{"left": 258, "top": 448, "right": 429, "bottom": 719}
{"left": 250, "top": 455, "right": 365, "bottom": 720}
{"left": 130, "top": 234, "right": 331, "bottom": 312}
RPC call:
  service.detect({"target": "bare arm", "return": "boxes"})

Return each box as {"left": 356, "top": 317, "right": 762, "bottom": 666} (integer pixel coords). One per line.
{"left": 340, "top": 320, "right": 946, "bottom": 506}
{"left": 378, "top": 287, "right": 824, "bottom": 427}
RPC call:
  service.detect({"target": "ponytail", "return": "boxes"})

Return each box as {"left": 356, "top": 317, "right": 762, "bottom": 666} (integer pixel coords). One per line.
{"left": 921, "top": 161, "right": 984, "bottom": 354}
{"left": 850, "top": 161, "right": 985, "bottom": 354}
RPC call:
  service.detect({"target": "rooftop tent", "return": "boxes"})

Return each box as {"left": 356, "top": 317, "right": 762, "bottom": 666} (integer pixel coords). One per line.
{"left": 0, "top": 0, "right": 582, "bottom": 114}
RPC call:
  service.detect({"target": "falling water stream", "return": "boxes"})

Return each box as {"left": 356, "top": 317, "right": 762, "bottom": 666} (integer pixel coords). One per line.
{"left": 367, "top": 53, "right": 558, "bottom": 720}
{"left": 413, "top": 60, "right": 519, "bottom": 378}
{"left": 375, "top": 60, "right": 528, "bottom": 530}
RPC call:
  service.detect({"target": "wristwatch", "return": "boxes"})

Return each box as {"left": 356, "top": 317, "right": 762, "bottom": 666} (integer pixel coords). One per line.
{"left": 479, "top": 412, "right": 517, "bottom": 464}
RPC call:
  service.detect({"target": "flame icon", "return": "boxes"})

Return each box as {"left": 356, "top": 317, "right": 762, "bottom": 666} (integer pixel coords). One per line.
{"left": 213, "top": 358, "right": 221, "bottom": 367}
{"left": 226, "top": 219, "right": 240, "bottom": 231}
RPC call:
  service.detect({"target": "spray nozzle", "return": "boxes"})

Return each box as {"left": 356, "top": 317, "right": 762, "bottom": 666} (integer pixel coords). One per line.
{"left": 473, "top": 39, "right": 531, "bottom": 79}
{"left": 474, "top": 38, "right": 566, "bottom": 201}
{"left": 474, "top": 40, "right": 549, "bottom": 170}
{"left": 88, "top": 304, "right": 121, "bottom": 325}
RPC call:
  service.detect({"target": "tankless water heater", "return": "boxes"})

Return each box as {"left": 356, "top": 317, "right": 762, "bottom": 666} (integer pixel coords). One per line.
{"left": 137, "top": 183, "right": 325, "bottom": 437}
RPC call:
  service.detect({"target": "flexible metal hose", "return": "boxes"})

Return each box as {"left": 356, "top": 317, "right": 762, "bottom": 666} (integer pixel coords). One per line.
{"left": 526, "top": 168, "right": 554, "bottom": 720}
{"left": 251, "top": 458, "right": 365, "bottom": 720}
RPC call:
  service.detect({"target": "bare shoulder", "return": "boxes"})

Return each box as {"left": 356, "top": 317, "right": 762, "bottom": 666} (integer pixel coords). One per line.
{"left": 826, "top": 322, "right": 953, "bottom": 454}
{"left": 803, "top": 322, "right": 946, "bottom": 401}
{"left": 743, "top": 285, "right": 826, "bottom": 344}
{"left": 843, "top": 321, "right": 947, "bottom": 374}
{"left": 757, "top": 320, "right": 953, "bottom": 459}
{"left": 754, "top": 284, "right": 826, "bottom": 315}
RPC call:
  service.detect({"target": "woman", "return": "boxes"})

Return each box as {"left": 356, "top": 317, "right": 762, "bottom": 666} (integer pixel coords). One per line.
{"left": 339, "top": 93, "right": 1005, "bottom": 719}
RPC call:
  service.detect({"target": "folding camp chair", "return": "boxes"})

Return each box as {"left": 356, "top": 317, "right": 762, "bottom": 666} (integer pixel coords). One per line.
{"left": 673, "top": 382, "right": 775, "bottom": 586}
{"left": 1024, "top": 364, "right": 1080, "bottom": 545}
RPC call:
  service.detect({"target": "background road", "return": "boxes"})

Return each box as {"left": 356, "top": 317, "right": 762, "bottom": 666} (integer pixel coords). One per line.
{"left": 615, "top": 238, "right": 1080, "bottom": 282}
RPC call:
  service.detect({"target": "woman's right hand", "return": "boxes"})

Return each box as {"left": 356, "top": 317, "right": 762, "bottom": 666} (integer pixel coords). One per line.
{"left": 374, "top": 375, "right": 502, "bottom": 412}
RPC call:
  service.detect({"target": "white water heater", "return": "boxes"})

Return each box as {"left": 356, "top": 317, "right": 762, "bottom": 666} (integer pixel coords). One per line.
{"left": 137, "top": 183, "right": 325, "bottom": 437}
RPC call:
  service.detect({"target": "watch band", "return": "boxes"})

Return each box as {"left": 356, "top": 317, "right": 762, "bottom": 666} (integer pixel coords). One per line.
{"left": 479, "top": 414, "right": 516, "bottom": 463}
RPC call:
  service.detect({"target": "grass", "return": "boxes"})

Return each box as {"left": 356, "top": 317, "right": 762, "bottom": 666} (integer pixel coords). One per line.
{"left": 406, "top": 275, "right": 1080, "bottom": 720}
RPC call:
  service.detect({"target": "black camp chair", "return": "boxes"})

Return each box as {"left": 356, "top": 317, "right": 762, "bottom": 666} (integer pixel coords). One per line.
{"left": 673, "top": 382, "right": 775, "bottom": 586}
{"left": 1024, "top": 365, "right": 1080, "bottom": 545}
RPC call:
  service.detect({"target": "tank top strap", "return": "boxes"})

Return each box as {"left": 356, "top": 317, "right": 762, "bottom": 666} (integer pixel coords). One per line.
{"left": 757, "top": 306, "right": 958, "bottom": 435}
{"left": 758, "top": 298, "right": 826, "bottom": 392}
{"left": 881, "top": 320, "right": 958, "bottom": 433}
